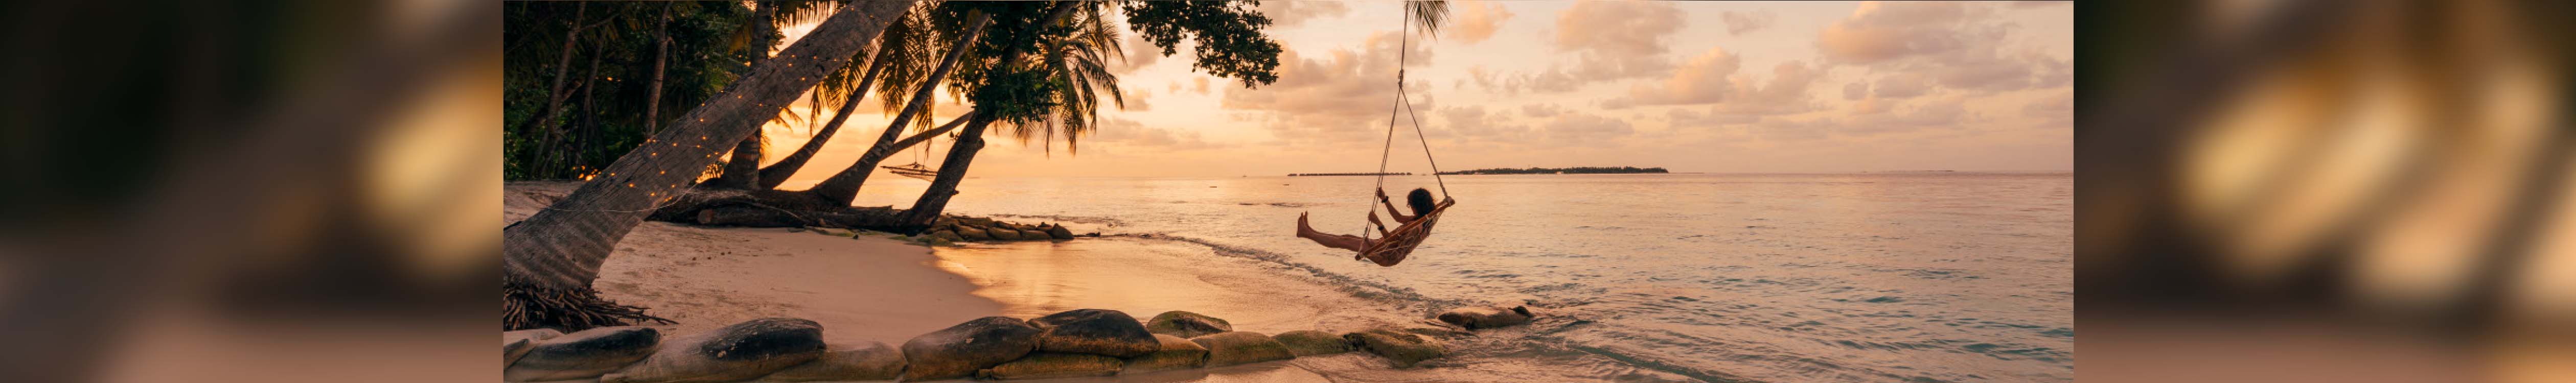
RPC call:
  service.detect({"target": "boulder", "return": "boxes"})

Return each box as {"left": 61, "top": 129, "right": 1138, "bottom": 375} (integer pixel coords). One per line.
{"left": 956, "top": 227, "right": 994, "bottom": 242}
{"left": 755, "top": 341, "right": 905, "bottom": 382}
{"left": 1271, "top": 330, "right": 1354, "bottom": 356}
{"left": 504, "top": 329, "right": 564, "bottom": 368}
{"left": 600, "top": 318, "right": 826, "bottom": 382}
{"left": 1029, "top": 309, "right": 1160, "bottom": 357}
{"left": 1144, "top": 311, "right": 1233, "bottom": 338}
{"left": 927, "top": 230, "right": 963, "bottom": 243}
{"left": 1436, "top": 305, "right": 1535, "bottom": 329}
{"left": 1020, "top": 229, "right": 1051, "bottom": 240}
{"left": 1345, "top": 329, "right": 1446, "bottom": 368}
{"left": 1046, "top": 226, "right": 1074, "bottom": 240}
{"left": 986, "top": 227, "right": 1024, "bottom": 241}
{"left": 1119, "top": 334, "right": 1208, "bottom": 374}
{"left": 1188, "top": 332, "right": 1295, "bottom": 367}
{"left": 503, "top": 326, "right": 660, "bottom": 381}
{"left": 977, "top": 352, "right": 1123, "bottom": 380}
{"left": 900, "top": 316, "right": 1042, "bottom": 381}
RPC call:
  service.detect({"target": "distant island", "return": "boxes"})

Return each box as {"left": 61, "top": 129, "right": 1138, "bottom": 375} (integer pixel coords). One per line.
{"left": 1288, "top": 172, "right": 1412, "bottom": 177}
{"left": 1439, "top": 166, "right": 1670, "bottom": 175}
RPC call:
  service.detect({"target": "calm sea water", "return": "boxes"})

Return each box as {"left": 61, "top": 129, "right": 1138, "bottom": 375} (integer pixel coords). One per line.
{"left": 827, "top": 172, "right": 2074, "bottom": 382}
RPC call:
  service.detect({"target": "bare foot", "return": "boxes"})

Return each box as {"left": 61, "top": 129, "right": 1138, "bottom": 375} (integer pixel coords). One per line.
{"left": 1295, "top": 211, "right": 1310, "bottom": 237}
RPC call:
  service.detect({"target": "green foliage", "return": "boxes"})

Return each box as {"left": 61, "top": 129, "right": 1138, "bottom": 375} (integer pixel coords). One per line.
{"left": 1119, "top": 1, "right": 1283, "bottom": 87}
{"left": 503, "top": 2, "right": 758, "bottom": 180}
{"left": 968, "top": 68, "right": 1067, "bottom": 126}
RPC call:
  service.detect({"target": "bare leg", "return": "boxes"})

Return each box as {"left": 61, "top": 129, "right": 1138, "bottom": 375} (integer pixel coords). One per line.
{"left": 1296, "top": 212, "right": 1369, "bottom": 252}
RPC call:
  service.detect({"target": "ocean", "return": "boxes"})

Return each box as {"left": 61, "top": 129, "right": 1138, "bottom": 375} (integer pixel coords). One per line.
{"left": 825, "top": 172, "right": 2074, "bottom": 382}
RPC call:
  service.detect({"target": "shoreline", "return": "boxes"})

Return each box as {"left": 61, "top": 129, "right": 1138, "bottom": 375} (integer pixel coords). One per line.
{"left": 505, "top": 182, "right": 1411, "bottom": 381}
{"left": 507, "top": 181, "right": 1701, "bottom": 382}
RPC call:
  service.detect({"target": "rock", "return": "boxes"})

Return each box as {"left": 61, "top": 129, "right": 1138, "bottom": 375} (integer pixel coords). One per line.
{"left": 503, "top": 326, "right": 660, "bottom": 381}
{"left": 1345, "top": 329, "right": 1446, "bottom": 368}
{"left": 986, "top": 227, "right": 1024, "bottom": 241}
{"left": 977, "top": 352, "right": 1123, "bottom": 380}
{"left": 961, "top": 217, "right": 996, "bottom": 228}
{"left": 1188, "top": 331, "right": 1295, "bottom": 367}
{"left": 900, "top": 316, "right": 1042, "bottom": 381}
{"left": 1046, "top": 226, "right": 1074, "bottom": 240}
{"left": 956, "top": 227, "right": 994, "bottom": 242}
{"left": 1019, "top": 229, "right": 1050, "bottom": 240}
{"left": 927, "top": 230, "right": 963, "bottom": 243}
{"left": 755, "top": 341, "right": 905, "bottom": 382}
{"left": 1120, "top": 334, "right": 1208, "bottom": 374}
{"left": 1436, "top": 305, "right": 1535, "bottom": 329}
{"left": 600, "top": 318, "right": 826, "bottom": 382}
{"left": 1271, "top": 330, "right": 1354, "bottom": 356}
{"left": 1029, "top": 309, "right": 1160, "bottom": 357}
{"left": 504, "top": 329, "right": 564, "bottom": 368}
{"left": 1145, "top": 311, "right": 1233, "bottom": 338}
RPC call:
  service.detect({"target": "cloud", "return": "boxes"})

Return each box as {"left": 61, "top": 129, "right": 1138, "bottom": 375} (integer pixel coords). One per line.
{"left": 2022, "top": 91, "right": 2071, "bottom": 116}
{"left": 1086, "top": 117, "right": 1216, "bottom": 151}
{"left": 1667, "top": 107, "right": 1761, "bottom": 128}
{"left": 1520, "top": 103, "right": 1565, "bottom": 118}
{"left": 1437, "top": 105, "right": 1533, "bottom": 142}
{"left": 1720, "top": 10, "right": 1776, "bottom": 36}
{"left": 1258, "top": 1, "right": 1351, "bottom": 28}
{"left": 1552, "top": 1, "right": 1685, "bottom": 81}
{"left": 1447, "top": 1, "right": 1515, "bottom": 44}
{"left": 1219, "top": 32, "right": 1439, "bottom": 143}
{"left": 1818, "top": 2, "right": 2072, "bottom": 94}
{"left": 1843, "top": 82, "right": 1868, "bottom": 100}
{"left": 1605, "top": 47, "right": 1823, "bottom": 122}
{"left": 1114, "top": 29, "right": 1162, "bottom": 74}
{"left": 1191, "top": 77, "right": 1209, "bottom": 94}
{"left": 1121, "top": 88, "right": 1152, "bottom": 111}
{"left": 1872, "top": 72, "right": 1931, "bottom": 99}
{"left": 1816, "top": 1, "right": 1979, "bottom": 64}
{"left": 1540, "top": 112, "right": 1637, "bottom": 145}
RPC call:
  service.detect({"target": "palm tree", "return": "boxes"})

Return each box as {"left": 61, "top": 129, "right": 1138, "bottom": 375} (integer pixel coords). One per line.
{"left": 753, "top": 1, "right": 946, "bottom": 190}
{"left": 709, "top": 1, "right": 842, "bottom": 189}
{"left": 503, "top": 1, "right": 915, "bottom": 331}
{"left": 796, "top": 5, "right": 1008, "bottom": 206}
{"left": 893, "top": 1, "right": 1092, "bottom": 227}
{"left": 893, "top": 1, "right": 1416, "bottom": 228}
{"left": 1011, "top": 2, "right": 1126, "bottom": 156}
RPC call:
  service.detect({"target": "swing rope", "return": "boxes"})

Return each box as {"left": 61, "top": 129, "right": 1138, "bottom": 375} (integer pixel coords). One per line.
{"left": 1365, "top": 3, "right": 1450, "bottom": 240}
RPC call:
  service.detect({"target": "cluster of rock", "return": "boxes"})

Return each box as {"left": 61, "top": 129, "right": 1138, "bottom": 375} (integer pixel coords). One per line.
{"left": 916, "top": 216, "right": 1093, "bottom": 244}
{"left": 503, "top": 307, "right": 1534, "bottom": 382}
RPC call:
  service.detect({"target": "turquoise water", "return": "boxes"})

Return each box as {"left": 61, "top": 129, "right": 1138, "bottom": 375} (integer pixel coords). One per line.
{"left": 825, "top": 172, "right": 2074, "bottom": 382}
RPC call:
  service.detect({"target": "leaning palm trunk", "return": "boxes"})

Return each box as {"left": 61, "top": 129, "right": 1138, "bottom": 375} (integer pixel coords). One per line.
{"left": 755, "top": 52, "right": 889, "bottom": 189}
{"left": 803, "top": 13, "right": 992, "bottom": 205}
{"left": 502, "top": 1, "right": 913, "bottom": 331}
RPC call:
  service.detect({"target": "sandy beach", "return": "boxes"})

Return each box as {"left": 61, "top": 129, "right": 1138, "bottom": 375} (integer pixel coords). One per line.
{"left": 507, "top": 182, "right": 1403, "bottom": 381}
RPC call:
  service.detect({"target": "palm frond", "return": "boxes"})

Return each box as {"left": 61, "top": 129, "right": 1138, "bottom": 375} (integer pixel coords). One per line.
{"left": 1408, "top": 1, "right": 1450, "bottom": 37}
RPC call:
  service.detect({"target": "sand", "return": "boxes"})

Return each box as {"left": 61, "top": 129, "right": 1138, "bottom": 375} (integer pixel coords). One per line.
{"left": 503, "top": 182, "right": 1400, "bottom": 381}
{"left": 507, "top": 182, "right": 1004, "bottom": 343}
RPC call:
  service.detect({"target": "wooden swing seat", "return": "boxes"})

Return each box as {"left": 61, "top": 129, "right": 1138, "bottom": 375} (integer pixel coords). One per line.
{"left": 1357, "top": 199, "right": 1455, "bottom": 267}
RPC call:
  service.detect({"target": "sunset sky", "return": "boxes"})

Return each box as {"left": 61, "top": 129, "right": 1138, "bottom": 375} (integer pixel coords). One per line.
{"left": 762, "top": 1, "right": 2072, "bottom": 182}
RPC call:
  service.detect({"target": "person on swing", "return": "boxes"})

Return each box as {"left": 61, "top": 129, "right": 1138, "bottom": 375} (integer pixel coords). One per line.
{"left": 1297, "top": 187, "right": 1440, "bottom": 252}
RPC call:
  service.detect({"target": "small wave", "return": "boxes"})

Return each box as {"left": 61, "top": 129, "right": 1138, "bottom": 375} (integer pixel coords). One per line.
{"left": 1101, "top": 233, "right": 1475, "bottom": 310}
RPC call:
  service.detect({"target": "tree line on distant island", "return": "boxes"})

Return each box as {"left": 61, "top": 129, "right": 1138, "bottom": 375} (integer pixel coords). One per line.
{"left": 1438, "top": 166, "right": 1669, "bottom": 175}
